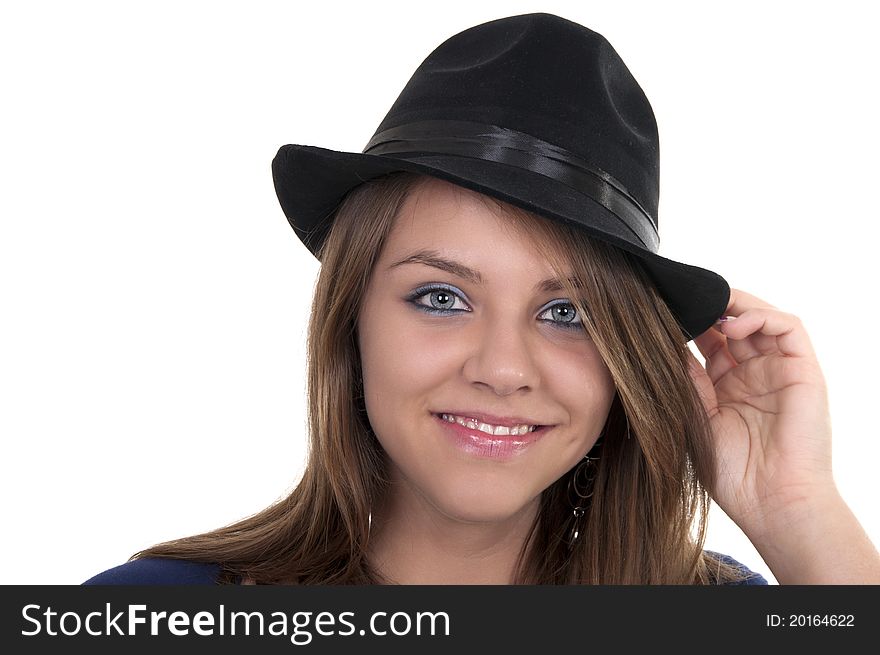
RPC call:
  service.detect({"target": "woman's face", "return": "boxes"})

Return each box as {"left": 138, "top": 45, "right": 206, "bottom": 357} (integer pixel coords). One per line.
{"left": 357, "top": 177, "right": 616, "bottom": 525}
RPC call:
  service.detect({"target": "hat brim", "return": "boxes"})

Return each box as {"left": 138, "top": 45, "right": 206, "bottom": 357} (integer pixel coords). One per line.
{"left": 272, "top": 144, "right": 729, "bottom": 340}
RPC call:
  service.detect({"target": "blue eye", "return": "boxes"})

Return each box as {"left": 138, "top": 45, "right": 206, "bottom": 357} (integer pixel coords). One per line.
{"left": 538, "top": 302, "right": 583, "bottom": 330}
{"left": 409, "top": 286, "right": 468, "bottom": 313}
{"left": 406, "top": 285, "right": 586, "bottom": 332}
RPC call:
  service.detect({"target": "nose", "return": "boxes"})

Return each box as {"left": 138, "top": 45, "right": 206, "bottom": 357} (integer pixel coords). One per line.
{"left": 462, "top": 315, "right": 540, "bottom": 396}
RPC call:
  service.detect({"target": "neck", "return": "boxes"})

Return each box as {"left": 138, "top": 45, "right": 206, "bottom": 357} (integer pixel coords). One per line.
{"left": 366, "top": 481, "right": 539, "bottom": 585}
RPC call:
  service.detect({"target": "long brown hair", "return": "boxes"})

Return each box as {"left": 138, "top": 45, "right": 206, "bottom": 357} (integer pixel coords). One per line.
{"left": 134, "top": 171, "right": 750, "bottom": 584}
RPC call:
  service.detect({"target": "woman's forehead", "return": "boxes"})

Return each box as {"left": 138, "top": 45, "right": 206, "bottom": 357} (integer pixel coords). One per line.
{"left": 392, "top": 176, "right": 545, "bottom": 244}
{"left": 382, "top": 191, "right": 578, "bottom": 287}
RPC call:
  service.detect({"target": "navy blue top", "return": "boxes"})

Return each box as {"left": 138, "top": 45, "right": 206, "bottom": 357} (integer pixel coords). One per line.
{"left": 83, "top": 550, "right": 768, "bottom": 585}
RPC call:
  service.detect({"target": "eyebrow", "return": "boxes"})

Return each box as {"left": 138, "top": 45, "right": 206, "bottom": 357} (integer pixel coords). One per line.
{"left": 387, "top": 249, "right": 582, "bottom": 293}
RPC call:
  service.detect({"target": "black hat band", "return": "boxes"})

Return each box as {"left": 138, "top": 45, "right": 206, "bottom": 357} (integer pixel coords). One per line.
{"left": 362, "top": 119, "right": 660, "bottom": 252}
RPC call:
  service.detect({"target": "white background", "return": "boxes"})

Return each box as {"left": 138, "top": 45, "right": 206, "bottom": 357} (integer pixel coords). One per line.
{"left": 2, "top": 0, "right": 877, "bottom": 585}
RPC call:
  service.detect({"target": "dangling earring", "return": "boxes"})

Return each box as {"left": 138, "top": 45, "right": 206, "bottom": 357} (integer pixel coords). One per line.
{"left": 567, "top": 437, "right": 602, "bottom": 548}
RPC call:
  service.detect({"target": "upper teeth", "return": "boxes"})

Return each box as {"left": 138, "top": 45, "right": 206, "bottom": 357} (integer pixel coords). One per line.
{"left": 440, "top": 413, "right": 537, "bottom": 436}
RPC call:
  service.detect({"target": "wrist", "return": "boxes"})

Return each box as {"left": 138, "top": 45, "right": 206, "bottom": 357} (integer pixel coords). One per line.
{"left": 743, "top": 488, "right": 880, "bottom": 584}
{"left": 742, "top": 483, "right": 843, "bottom": 545}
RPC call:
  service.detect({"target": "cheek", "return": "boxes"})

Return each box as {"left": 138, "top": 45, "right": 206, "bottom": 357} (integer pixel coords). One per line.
{"left": 358, "top": 306, "right": 450, "bottom": 440}
{"left": 362, "top": 323, "right": 440, "bottom": 395}
{"left": 553, "top": 354, "right": 617, "bottom": 440}
{"left": 552, "top": 342, "right": 615, "bottom": 398}
{"left": 360, "top": 301, "right": 463, "bottom": 385}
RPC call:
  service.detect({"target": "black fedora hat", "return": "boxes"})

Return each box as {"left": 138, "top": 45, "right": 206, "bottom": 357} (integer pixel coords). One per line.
{"left": 271, "top": 12, "right": 729, "bottom": 341}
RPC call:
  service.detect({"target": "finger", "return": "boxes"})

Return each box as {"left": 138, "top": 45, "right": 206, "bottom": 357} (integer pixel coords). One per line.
{"left": 705, "top": 318, "right": 766, "bottom": 361}
{"left": 717, "top": 307, "right": 816, "bottom": 359}
{"left": 719, "top": 288, "right": 804, "bottom": 360}
{"left": 695, "top": 287, "right": 806, "bottom": 379}
{"left": 712, "top": 318, "right": 780, "bottom": 360}
{"left": 724, "top": 287, "right": 778, "bottom": 315}
{"left": 692, "top": 327, "right": 740, "bottom": 385}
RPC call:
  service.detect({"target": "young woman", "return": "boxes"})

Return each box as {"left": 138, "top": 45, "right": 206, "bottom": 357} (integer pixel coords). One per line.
{"left": 85, "top": 12, "right": 880, "bottom": 585}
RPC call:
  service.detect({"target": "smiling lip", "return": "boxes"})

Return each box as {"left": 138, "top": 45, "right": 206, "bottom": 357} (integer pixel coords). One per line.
{"left": 433, "top": 413, "right": 550, "bottom": 459}
{"left": 435, "top": 410, "right": 546, "bottom": 428}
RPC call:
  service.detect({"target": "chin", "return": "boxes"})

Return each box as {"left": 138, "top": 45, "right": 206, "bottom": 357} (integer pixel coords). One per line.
{"left": 431, "top": 484, "right": 538, "bottom": 525}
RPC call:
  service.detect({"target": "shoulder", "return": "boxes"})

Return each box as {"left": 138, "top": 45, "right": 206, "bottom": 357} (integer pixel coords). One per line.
{"left": 83, "top": 558, "right": 224, "bottom": 585}
{"left": 704, "top": 550, "right": 769, "bottom": 585}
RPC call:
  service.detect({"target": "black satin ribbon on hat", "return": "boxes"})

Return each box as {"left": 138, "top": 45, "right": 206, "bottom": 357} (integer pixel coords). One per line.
{"left": 362, "top": 119, "right": 660, "bottom": 252}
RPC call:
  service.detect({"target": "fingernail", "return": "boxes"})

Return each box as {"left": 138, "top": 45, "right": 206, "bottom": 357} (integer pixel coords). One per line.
{"left": 715, "top": 315, "right": 736, "bottom": 324}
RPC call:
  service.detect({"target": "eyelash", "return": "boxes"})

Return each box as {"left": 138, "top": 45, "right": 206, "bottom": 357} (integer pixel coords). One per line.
{"left": 406, "top": 284, "right": 586, "bottom": 332}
